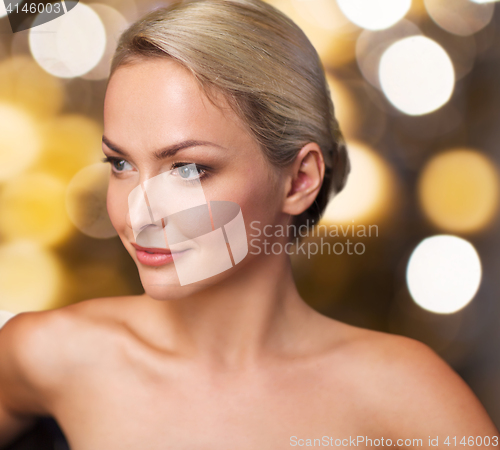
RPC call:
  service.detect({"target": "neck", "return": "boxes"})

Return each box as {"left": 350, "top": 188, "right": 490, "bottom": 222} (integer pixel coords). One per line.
{"left": 140, "top": 251, "right": 318, "bottom": 369}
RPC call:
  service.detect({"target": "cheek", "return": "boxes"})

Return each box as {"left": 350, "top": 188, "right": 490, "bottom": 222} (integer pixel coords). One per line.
{"left": 208, "top": 166, "right": 282, "bottom": 227}
{"left": 243, "top": 165, "right": 282, "bottom": 211}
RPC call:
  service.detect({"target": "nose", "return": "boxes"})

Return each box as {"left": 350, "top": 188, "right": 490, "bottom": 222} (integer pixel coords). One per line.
{"left": 128, "top": 183, "right": 155, "bottom": 237}
{"left": 128, "top": 167, "right": 208, "bottom": 245}
{"left": 128, "top": 182, "right": 169, "bottom": 248}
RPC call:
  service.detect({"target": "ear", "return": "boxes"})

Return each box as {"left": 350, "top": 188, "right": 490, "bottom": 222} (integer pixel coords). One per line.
{"left": 282, "top": 143, "right": 325, "bottom": 217}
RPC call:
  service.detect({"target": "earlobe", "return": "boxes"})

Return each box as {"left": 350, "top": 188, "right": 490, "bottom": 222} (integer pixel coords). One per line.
{"left": 282, "top": 143, "right": 325, "bottom": 216}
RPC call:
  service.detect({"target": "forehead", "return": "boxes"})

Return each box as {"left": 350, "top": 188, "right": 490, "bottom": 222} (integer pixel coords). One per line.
{"left": 103, "top": 58, "right": 249, "bottom": 154}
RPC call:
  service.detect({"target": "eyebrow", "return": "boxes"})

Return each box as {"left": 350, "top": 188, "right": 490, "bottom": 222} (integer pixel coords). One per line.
{"left": 102, "top": 135, "right": 226, "bottom": 160}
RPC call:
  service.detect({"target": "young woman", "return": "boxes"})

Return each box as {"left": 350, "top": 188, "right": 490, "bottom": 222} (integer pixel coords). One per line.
{"left": 0, "top": 0, "right": 498, "bottom": 448}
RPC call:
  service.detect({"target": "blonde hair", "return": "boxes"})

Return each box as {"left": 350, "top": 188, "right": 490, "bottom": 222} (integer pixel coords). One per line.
{"left": 110, "top": 0, "right": 350, "bottom": 228}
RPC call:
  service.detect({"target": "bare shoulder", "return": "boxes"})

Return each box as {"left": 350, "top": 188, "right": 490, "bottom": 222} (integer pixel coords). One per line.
{"left": 0, "top": 308, "right": 72, "bottom": 384}
{"left": 0, "top": 308, "right": 73, "bottom": 417}
{"left": 321, "top": 320, "right": 499, "bottom": 440}
{"left": 0, "top": 296, "right": 139, "bottom": 410}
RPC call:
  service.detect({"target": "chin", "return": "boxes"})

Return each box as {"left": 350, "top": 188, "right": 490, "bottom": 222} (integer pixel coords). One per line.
{"left": 137, "top": 263, "right": 238, "bottom": 301}
{"left": 142, "top": 283, "right": 198, "bottom": 301}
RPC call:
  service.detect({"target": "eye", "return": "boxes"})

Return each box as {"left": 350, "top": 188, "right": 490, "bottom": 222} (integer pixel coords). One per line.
{"left": 112, "top": 159, "right": 133, "bottom": 172}
{"left": 171, "top": 163, "right": 206, "bottom": 181}
{"left": 102, "top": 156, "right": 133, "bottom": 173}
{"left": 178, "top": 165, "right": 199, "bottom": 179}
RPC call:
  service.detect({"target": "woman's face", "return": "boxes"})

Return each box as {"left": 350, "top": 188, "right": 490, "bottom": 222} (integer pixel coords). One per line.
{"left": 103, "top": 58, "right": 285, "bottom": 300}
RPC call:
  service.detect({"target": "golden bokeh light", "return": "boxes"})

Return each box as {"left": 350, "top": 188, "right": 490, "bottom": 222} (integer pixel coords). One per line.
{"left": 0, "top": 241, "right": 63, "bottom": 313}
{"left": 265, "top": 0, "right": 357, "bottom": 67}
{"left": 0, "top": 102, "right": 42, "bottom": 182}
{"left": 326, "top": 74, "right": 359, "bottom": 139}
{"left": 418, "top": 149, "right": 499, "bottom": 233}
{"left": 291, "top": 0, "right": 354, "bottom": 33}
{"left": 38, "top": 114, "right": 104, "bottom": 182}
{"left": 0, "top": 173, "right": 73, "bottom": 246}
{"left": 327, "top": 76, "right": 387, "bottom": 145}
{"left": 424, "top": 0, "right": 494, "bottom": 36}
{"left": 321, "top": 141, "right": 394, "bottom": 224}
{"left": 66, "top": 163, "right": 117, "bottom": 239}
{"left": 0, "top": 56, "right": 64, "bottom": 118}
{"left": 379, "top": 36, "right": 455, "bottom": 116}
{"left": 406, "top": 235, "right": 482, "bottom": 314}
{"left": 29, "top": 2, "right": 106, "bottom": 78}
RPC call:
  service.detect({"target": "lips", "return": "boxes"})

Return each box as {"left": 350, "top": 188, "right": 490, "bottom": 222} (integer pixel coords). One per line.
{"left": 131, "top": 243, "right": 179, "bottom": 267}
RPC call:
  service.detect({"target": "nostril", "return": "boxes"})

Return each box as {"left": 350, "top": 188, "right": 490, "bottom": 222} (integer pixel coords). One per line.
{"left": 138, "top": 220, "right": 163, "bottom": 233}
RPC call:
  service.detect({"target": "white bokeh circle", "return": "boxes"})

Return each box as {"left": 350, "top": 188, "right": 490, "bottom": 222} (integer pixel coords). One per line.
{"left": 406, "top": 235, "right": 482, "bottom": 314}
{"left": 379, "top": 35, "right": 455, "bottom": 115}
{"left": 337, "top": 0, "right": 412, "bottom": 31}
{"left": 29, "top": 2, "right": 106, "bottom": 78}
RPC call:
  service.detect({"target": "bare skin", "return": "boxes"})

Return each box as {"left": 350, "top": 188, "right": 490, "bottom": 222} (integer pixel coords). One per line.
{"left": 0, "top": 59, "right": 498, "bottom": 449}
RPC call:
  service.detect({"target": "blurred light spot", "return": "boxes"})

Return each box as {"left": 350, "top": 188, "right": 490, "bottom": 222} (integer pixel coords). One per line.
{"left": 0, "top": 102, "right": 41, "bottom": 182}
{"left": 0, "top": 310, "right": 16, "bottom": 328}
{"left": 379, "top": 36, "right": 455, "bottom": 115}
{"left": 66, "top": 163, "right": 117, "bottom": 239}
{"left": 326, "top": 74, "right": 358, "bottom": 139}
{"left": 407, "top": 235, "right": 481, "bottom": 314}
{"left": 337, "top": 0, "right": 411, "bottom": 30}
{"left": 418, "top": 149, "right": 499, "bottom": 233}
{"left": 83, "top": 4, "right": 129, "bottom": 80}
{"left": 322, "top": 141, "right": 393, "bottom": 223}
{"left": 0, "top": 241, "right": 63, "bottom": 313}
{"left": 471, "top": 0, "right": 499, "bottom": 3}
{"left": 265, "top": 0, "right": 357, "bottom": 67}
{"left": 0, "top": 173, "right": 73, "bottom": 246}
{"left": 0, "top": 1, "right": 6, "bottom": 18}
{"left": 38, "top": 114, "right": 103, "bottom": 182}
{"left": 424, "top": 0, "right": 494, "bottom": 36}
{"left": 356, "top": 19, "right": 421, "bottom": 89}
{"left": 327, "top": 76, "right": 387, "bottom": 144}
{"left": 291, "top": 0, "right": 354, "bottom": 32}
{"left": 0, "top": 56, "right": 64, "bottom": 118}
{"left": 100, "top": 0, "right": 138, "bottom": 22}
{"left": 29, "top": 2, "right": 106, "bottom": 78}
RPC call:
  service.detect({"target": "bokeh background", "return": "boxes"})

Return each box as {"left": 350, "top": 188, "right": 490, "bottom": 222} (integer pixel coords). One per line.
{"left": 0, "top": 0, "right": 499, "bottom": 437}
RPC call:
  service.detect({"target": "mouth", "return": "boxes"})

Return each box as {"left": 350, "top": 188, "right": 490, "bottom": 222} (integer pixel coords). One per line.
{"left": 131, "top": 243, "right": 188, "bottom": 267}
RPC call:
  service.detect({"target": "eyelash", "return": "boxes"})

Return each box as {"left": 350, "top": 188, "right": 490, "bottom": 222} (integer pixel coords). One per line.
{"left": 101, "top": 156, "right": 210, "bottom": 183}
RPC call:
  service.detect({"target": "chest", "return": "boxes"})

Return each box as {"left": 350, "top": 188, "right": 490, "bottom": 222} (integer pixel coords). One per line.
{"left": 53, "top": 362, "right": 369, "bottom": 450}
